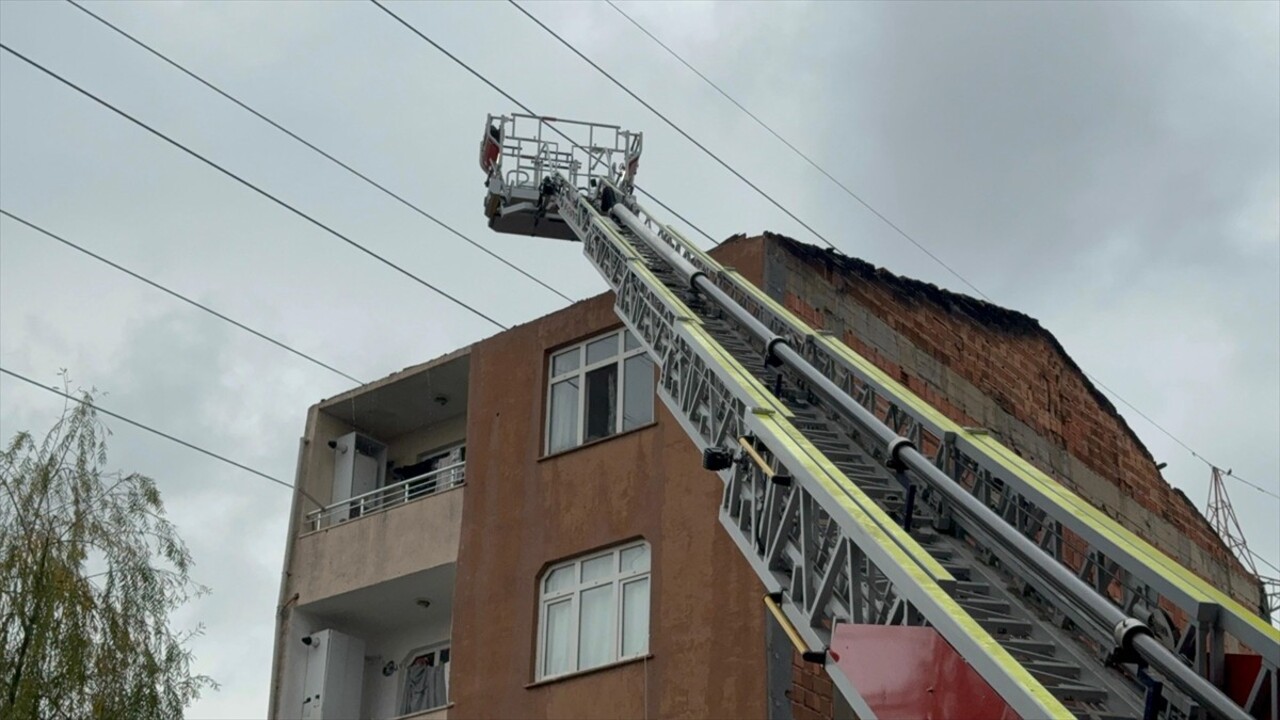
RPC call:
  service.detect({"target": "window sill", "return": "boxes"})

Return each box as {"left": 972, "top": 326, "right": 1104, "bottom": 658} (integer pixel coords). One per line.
{"left": 525, "top": 654, "right": 654, "bottom": 689}
{"left": 538, "top": 422, "right": 658, "bottom": 462}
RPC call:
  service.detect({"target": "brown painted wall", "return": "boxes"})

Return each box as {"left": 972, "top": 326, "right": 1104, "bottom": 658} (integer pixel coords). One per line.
{"left": 449, "top": 292, "right": 768, "bottom": 720}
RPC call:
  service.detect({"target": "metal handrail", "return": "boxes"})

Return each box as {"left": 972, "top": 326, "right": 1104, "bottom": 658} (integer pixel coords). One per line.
{"left": 306, "top": 461, "right": 465, "bottom": 532}
{"left": 487, "top": 113, "right": 639, "bottom": 195}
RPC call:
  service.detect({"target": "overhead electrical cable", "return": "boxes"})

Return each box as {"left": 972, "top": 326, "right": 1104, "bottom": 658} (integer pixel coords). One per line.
{"left": 380, "top": 2, "right": 1271, "bottom": 503}
{"left": 586, "top": 2, "right": 1277, "bottom": 503}
{"left": 366, "top": 0, "right": 722, "bottom": 249}
{"left": 1083, "top": 374, "right": 1279, "bottom": 501}
{"left": 1227, "top": 474, "right": 1279, "bottom": 501}
{"left": 0, "top": 209, "right": 364, "bottom": 385}
{"left": 507, "top": 0, "right": 849, "bottom": 255}
{"left": 0, "top": 367, "right": 324, "bottom": 509}
{"left": 0, "top": 42, "right": 509, "bottom": 332}
{"left": 65, "top": 0, "right": 573, "bottom": 304}
{"left": 603, "top": 0, "right": 989, "bottom": 300}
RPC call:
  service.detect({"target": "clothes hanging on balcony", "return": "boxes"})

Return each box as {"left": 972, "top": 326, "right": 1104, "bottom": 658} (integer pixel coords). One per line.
{"left": 401, "top": 651, "right": 448, "bottom": 714}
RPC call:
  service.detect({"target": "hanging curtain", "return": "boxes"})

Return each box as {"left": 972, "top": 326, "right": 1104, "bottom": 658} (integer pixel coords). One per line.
{"left": 549, "top": 378, "right": 579, "bottom": 452}
{"left": 402, "top": 650, "right": 449, "bottom": 714}
{"left": 401, "top": 655, "right": 430, "bottom": 715}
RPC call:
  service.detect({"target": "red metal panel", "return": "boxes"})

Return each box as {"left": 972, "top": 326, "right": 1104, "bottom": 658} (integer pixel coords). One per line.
{"left": 1224, "top": 653, "right": 1271, "bottom": 720}
{"left": 830, "top": 624, "right": 1021, "bottom": 720}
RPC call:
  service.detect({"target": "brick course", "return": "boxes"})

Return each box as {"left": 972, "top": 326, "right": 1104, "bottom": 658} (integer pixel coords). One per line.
{"left": 739, "top": 231, "right": 1259, "bottom": 611}
{"left": 791, "top": 651, "right": 835, "bottom": 720}
{"left": 709, "top": 233, "right": 1263, "bottom": 716}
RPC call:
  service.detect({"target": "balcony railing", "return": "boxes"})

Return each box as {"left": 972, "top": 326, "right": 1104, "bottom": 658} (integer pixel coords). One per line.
{"left": 306, "top": 462, "right": 465, "bottom": 532}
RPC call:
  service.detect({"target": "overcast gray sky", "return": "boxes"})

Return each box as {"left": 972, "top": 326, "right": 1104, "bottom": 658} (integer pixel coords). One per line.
{"left": 1, "top": 1, "right": 1276, "bottom": 717}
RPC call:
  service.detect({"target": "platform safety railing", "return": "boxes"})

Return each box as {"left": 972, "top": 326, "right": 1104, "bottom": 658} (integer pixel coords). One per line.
{"left": 484, "top": 113, "right": 640, "bottom": 196}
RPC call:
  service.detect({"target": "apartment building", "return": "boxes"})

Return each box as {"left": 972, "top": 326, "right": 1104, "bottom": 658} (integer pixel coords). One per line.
{"left": 267, "top": 233, "right": 1262, "bottom": 720}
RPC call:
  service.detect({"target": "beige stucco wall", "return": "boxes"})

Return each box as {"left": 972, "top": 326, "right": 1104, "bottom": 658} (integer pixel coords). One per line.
{"left": 291, "top": 487, "right": 464, "bottom": 605}
{"left": 298, "top": 407, "right": 357, "bottom": 509}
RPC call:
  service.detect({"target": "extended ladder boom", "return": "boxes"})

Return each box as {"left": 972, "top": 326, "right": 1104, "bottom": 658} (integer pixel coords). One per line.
{"left": 479, "top": 113, "right": 1279, "bottom": 720}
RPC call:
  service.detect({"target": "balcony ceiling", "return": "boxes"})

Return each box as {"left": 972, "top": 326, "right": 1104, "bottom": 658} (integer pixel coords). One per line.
{"left": 321, "top": 353, "right": 469, "bottom": 441}
{"left": 301, "top": 563, "right": 456, "bottom": 636}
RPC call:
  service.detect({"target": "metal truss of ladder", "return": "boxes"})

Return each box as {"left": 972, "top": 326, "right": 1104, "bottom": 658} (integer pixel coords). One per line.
{"left": 624, "top": 217, "right": 1146, "bottom": 719}
{"left": 478, "top": 112, "right": 1273, "bottom": 719}
{"left": 553, "top": 177, "right": 1074, "bottom": 720}
{"left": 619, "top": 198, "right": 1280, "bottom": 720}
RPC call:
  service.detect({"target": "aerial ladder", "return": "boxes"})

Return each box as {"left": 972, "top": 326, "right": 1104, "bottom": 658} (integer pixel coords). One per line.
{"left": 479, "top": 113, "right": 1280, "bottom": 720}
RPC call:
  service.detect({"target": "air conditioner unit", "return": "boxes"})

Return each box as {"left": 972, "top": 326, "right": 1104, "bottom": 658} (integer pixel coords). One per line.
{"left": 330, "top": 432, "right": 387, "bottom": 525}
{"left": 300, "top": 629, "right": 365, "bottom": 720}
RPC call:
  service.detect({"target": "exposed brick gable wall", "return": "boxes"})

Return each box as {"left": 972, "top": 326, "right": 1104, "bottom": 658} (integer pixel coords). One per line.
{"left": 709, "top": 233, "right": 1264, "bottom": 718}
{"left": 732, "top": 231, "right": 1258, "bottom": 612}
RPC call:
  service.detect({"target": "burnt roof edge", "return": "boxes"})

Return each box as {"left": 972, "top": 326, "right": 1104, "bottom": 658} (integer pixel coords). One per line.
{"left": 722, "top": 232, "right": 1250, "bottom": 583}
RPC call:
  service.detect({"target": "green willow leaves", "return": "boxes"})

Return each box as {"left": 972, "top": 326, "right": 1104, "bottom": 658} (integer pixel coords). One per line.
{"left": 0, "top": 382, "right": 215, "bottom": 719}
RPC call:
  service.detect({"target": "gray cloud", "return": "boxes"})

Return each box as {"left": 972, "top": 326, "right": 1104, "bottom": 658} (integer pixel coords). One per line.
{"left": 2, "top": 1, "right": 1276, "bottom": 716}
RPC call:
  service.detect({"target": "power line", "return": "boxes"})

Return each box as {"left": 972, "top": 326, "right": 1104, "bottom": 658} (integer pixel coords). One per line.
{"left": 603, "top": 0, "right": 989, "bottom": 300}
{"left": 1252, "top": 550, "right": 1280, "bottom": 577}
{"left": 1086, "top": 374, "right": 1279, "bottom": 502}
{"left": 0, "top": 42, "right": 509, "bottom": 332}
{"left": 376, "top": 1, "right": 1273, "bottom": 504}
{"left": 367, "top": 0, "right": 723, "bottom": 249}
{"left": 598, "top": 3, "right": 1276, "bottom": 504}
{"left": 65, "top": 0, "right": 573, "bottom": 305}
{"left": 509, "top": 0, "right": 849, "bottom": 256}
{"left": 1225, "top": 472, "right": 1279, "bottom": 501}
{"left": 634, "top": 187, "right": 721, "bottom": 245}
{"left": 0, "top": 366, "right": 323, "bottom": 509}
{"left": 0, "top": 209, "right": 363, "bottom": 386}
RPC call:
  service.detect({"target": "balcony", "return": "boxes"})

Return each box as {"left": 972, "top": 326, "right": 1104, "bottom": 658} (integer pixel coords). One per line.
{"left": 292, "top": 480, "right": 463, "bottom": 606}
{"left": 306, "top": 461, "right": 465, "bottom": 532}
{"left": 278, "top": 566, "right": 456, "bottom": 719}
{"left": 291, "top": 350, "right": 469, "bottom": 606}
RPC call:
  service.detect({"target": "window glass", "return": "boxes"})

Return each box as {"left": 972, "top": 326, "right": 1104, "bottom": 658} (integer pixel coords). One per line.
{"left": 585, "top": 336, "right": 618, "bottom": 365}
{"left": 548, "top": 379, "right": 579, "bottom": 454}
{"left": 620, "top": 544, "right": 650, "bottom": 574}
{"left": 538, "top": 542, "right": 651, "bottom": 680}
{"left": 544, "top": 565, "right": 573, "bottom": 593}
{"left": 622, "top": 355, "right": 655, "bottom": 431}
{"left": 546, "top": 329, "right": 653, "bottom": 454}
{"left": 621, "top": 578, "right": 650, "bottom": 657}
{"left": 581, "top": 554, "right": 613, "bottom": 583}
{"left": 543, "top": 600, "right": 573, "bottom": 677}
{"left": 577, "top": 584, "right": 615, "bottom": 670}
{"left": 552, "top": 348, "right": 579, "bottom": 376}
{"left": 583, "top": 364, "right": 618, "bottom": 442}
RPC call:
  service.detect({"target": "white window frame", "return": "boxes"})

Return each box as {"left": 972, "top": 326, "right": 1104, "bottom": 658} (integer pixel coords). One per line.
{"left": 535, "top": 540, "right": 651, "bottom": 680}
{"left": 414, "top": 442, "right": 466, "bottom": 490}
{"left": 545, "top": 328, "right": 653, "bottom": 454}
{"left": 415, "top": 441, "right": 466, "bottom": 465}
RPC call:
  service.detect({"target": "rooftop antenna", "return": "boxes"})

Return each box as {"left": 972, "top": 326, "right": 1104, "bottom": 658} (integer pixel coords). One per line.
{"left": 1206, "top": 466, "right": 1279, "bottom": 619}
